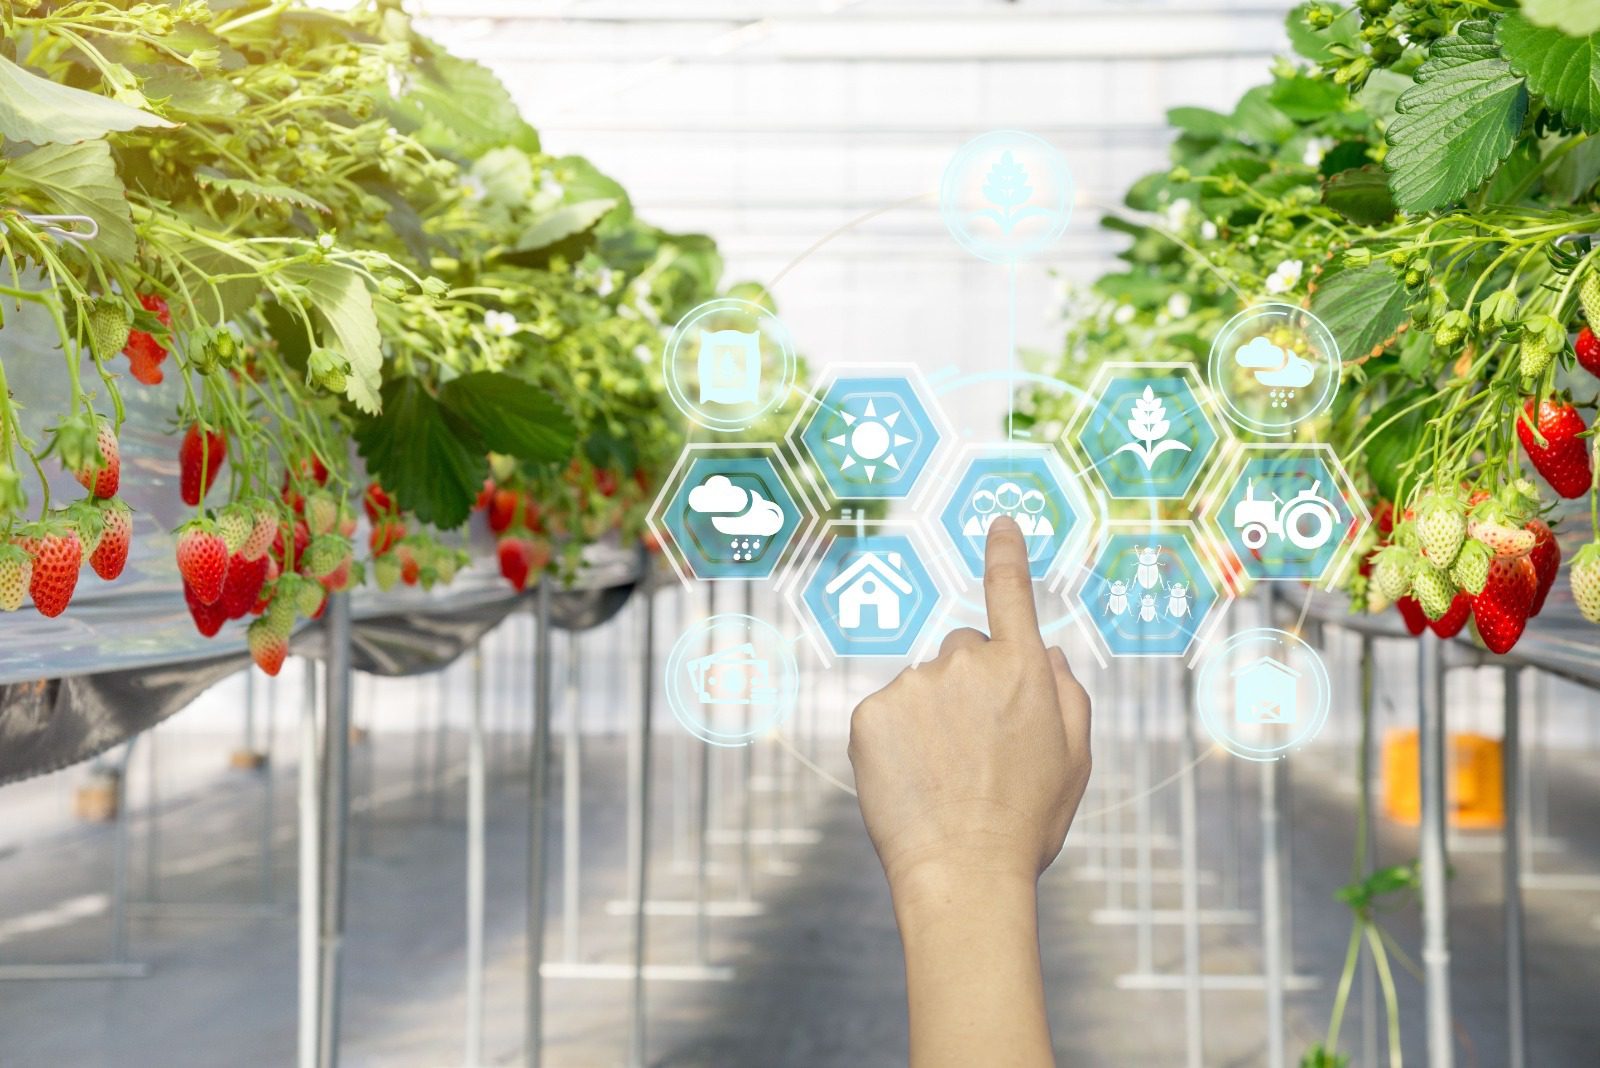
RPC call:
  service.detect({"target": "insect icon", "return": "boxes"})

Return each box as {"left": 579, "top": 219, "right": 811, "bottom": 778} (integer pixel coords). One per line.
{"left": 1133, "top": 545, "right": 1163, "bottom": 589}
{"left": 1164, "top": 581, "right": 1191, "bottom": 619}
{"left": 1105, "top": 578, "right": 1130, "bottom": 616}
{"left": 1136, "top": 592, "right": 1159, "bottom": 623}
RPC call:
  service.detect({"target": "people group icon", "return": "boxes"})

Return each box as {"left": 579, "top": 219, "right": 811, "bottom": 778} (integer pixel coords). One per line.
{"left": 961, "top": 480, "right": 1055, "bottom": 538}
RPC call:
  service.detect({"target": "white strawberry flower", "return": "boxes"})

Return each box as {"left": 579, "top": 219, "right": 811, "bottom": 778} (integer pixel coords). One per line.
{"left": 1265, "top": 258, "right": 1304, "bottom": 294}
{"left": 1163, "top": 197, "right": 1192, "bottom": 230}
{"left": 484, "top": 310, "right": 519, "bottom": 337}
{"left": 1200, "top": 220, "right": 1219, "bottom": 241}
{"left": 1113, "top": 303, "right": 1136, "bottom": 325}
{"left": 1166, "top": 293, "right": 1192, "bottom": 319}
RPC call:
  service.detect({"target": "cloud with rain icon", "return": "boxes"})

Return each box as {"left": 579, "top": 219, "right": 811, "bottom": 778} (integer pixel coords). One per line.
{"left": 687, "top": 474, "right": 785, "bottom": 562}
{"left": 1234, "top": 336, "right": 1315, "bottom": 406}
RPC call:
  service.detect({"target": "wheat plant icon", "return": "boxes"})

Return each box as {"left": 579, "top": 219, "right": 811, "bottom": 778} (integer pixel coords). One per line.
{"left": 972, "top": 151, "right": 1053, "bottom": 235}
{"left": 1111, "top": 387, "right": 1193, "bottom": 470}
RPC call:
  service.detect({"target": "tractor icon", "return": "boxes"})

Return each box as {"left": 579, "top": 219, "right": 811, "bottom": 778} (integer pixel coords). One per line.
{"left": 1232, "top": 479, "right": 1339, "bottom": 551}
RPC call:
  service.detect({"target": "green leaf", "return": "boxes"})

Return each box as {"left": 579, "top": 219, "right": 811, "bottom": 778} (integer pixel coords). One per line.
{"left": 284, "top": 265, "right": 384, "bottom": 414}
{"left": 388, "top": 43, "right": 538, "bottom": 157}
{"left": 0, "top": 141, "right": 136, "bottom": 260}
{"left": 1269, "top": 74, "right": 1347, "bottom": 122}
{"left": 1364, "top": 391, "right": 1429, "bottom": 503}
{"left": 1522, "top": 0, "right": 1600, "bottom": 37}
{"left": 1385, "top": 19, "right": 1529, "bottom": 213}
{"left": 1285, "top": 3, "right": 1361, "bottom": 63}
{"left": 137, "top": 67, "right": 249, "bottom": 118}
{"left": 354, "top": 378, "right": 486, "bottom": 529}
{"left": 1546, "top": 134, "right": 1600, "bottom": 201}
{"left": 1231, "top": 85, "right": 1296, "bottom": 145}
{"left": 1311, "top": 263, "right": 1410, "bottom": 362}
{"left": 514, "top": 199, "right": 618, "bottom": 252}
{"left": 1498, "top": 15, "right": 1600, "bottom": 133}
{"left": 195, "top": 167, "right": 332, "bottom": 215}
{"left": 1166, "top": 106, "right": 1234, "bottom": 140}
{"left": 0, "top": 54, "right": 176, "bottom": 145}
{"left": 1322, "top": 165, "right": 1397, "bottom": 225}
{"left": 438, "top": 371, "right": 576, "bottom": 465}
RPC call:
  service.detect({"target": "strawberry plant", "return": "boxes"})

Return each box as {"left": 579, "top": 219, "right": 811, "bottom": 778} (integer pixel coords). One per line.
{"left": 0, "top": 0, "right": 736, "bottom": 655}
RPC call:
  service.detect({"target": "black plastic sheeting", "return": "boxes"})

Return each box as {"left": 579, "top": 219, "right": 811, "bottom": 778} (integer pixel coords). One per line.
{"left": 0, "top": 561, "right": 646, "bottom": 789}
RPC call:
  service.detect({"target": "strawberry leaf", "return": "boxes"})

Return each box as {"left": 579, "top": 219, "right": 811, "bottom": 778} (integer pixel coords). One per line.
{"left": 1385, "top": 19, "right": 1529, "bottom": 213}
{"left": 1498, "top": 16, "right": 1600, "bottom": 134}
{"left": 0, "top": 141, "right": 137, "bottom": 261}
{"left": 438, "top": 372, "right": 575, "bottom": 466}
{"left": 1310, "top": 262, "right": 1409, "bottom": 361}
{"left": 1321, "top": 165, "right": 1396, "bottom": 226}
{"left": 1521, "top": 0, "right": 1600, "bottom": 37}
{"left": 354, "top": 378, "right": 487, "bottom": 529}
{"left": 0, "top": 54, "right": 175, "bottom": 146}
{"left": 284, "top": 264, "right": 383, "bottom": 415}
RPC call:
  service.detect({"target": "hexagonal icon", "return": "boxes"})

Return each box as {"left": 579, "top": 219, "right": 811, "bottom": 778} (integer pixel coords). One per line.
{"left": 796, "top": 367, "right": 947, "bottom": 501}
{"left": 1076, "top": 523, "right": 1228, "bottom": 659}
{"left": 1072, "top": 362, "right": 1221, "bottom": 501}
{"left": 1206, "top": 445, "right": 1368, "bottom": 584}
{"left": 936, "top": 444, "right": 1091, "bottom": 581}
{"left": 796, "top": 523, "right": 947, "bottom": 659}
{"left": 653, "top": 446, "right": 811, "bottom": 581}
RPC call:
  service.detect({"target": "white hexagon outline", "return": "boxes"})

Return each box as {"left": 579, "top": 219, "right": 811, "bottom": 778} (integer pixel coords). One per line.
{"left": 780, "top": 517, "right": 961, "bottom": 666}
{"left": 646, "top": 441, "right": 822, "bottom": 586}
{"left": 1194, "top": 442, "right": 1371, "bottom": 589}
{"left": 785, "top": 362, "right": 957, "bottom": 508}
{"left": 928, "top": 441, "right": 1097, "bottom": 589}
{"left": 1066, "top": 360, "right": 1231, "bottom": 504}
{"left": 1067, "top": 518, "right": 1237, "bottom": 663}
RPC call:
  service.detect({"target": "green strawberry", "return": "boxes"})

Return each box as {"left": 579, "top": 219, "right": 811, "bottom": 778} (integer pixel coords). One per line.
{"left": 1580, "top": 269, "right": 1600, "bottom": 328}
{"left": 1412, "top": 564, "right": 1457, "bottom": 621}
{"left": 1372, "top": 544, "right": 1417, "bottom": 601}
{"left": 1450, "top": 538, "right": 1492, "bottom": 596}
{"left": 1572, "top": 542, "right": 1600, "bottom": 624}
{"left": 303, "top": 534, "right": 346, "bottom": 578}
{"left": 0, "top": 543, "right": 34, "bottom": 612}
{"left": 1416, "top": 492, "right": 1466, "bottom": 568}
{"left": 87, "top": 300, "right": 131, "bottom": 361}
{"left": 373, "top": 554, "right": 400, "bottom": 591}
{"left": 1516, "top": 313, "right": 1564, "bottom": 379}
{"left": 218, "top": 504, "right": 253, "bottom": 555}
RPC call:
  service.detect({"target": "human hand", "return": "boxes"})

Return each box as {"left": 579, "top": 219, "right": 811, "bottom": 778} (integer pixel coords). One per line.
{"left": 848, "top": 515, "right": 1092, "bottom": 902}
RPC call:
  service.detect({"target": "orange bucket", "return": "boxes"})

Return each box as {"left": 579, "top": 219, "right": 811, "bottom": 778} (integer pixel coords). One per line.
{"left": 1381, "top": 729, "right": 1504, "bottom": 829}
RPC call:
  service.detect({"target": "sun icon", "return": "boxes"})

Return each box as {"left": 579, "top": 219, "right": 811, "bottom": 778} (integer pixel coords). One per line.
{"left": 830, "top": 398, "right": 914, "bottom": 482}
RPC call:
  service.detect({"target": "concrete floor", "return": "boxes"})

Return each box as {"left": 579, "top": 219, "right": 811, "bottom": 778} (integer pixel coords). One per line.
{"left": 1, "top": 693, "right": 1599, "bottom": 1067}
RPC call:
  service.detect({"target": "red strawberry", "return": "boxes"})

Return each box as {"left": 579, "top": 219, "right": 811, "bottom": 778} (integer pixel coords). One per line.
{"left": 179, "top": 424, "right": 227, "bottom": 506}
{"left": 1517, "top": 398, "right": 1593, "bottom": 499}
{"left": 253, "top": 555, "right": 280, "bottom": 615}
{"left": 1428, "top": 593, "right": 1472, "bottom": 639}
{"left": 1396, "top": 596, "right": 1427, "bottom": 636}
{"left": 398, "top": 544, "right": 420, "bottom": 586}
{"left": 474, "top": 479, "right": 494, "bottom": 511}
{"left": 72, "top": 420, "right": 120, "bottom": 499}
{"left": 15, "top": 524, "right": 82, "bottom": 618}
{"left": 1526, "top": 518, "right": 1560, "bottom": 617}
{"left": 488, "top": 488, "right": 519, "bottom": 534}
{"left": 523, "top": 495, "right": 544, "bottom": 533}
{"left": 1471, "top": 555, "right": 1538, "bottom": 655}
{"left": 123, "top": 293, "right": 171, "bottom": 385}
{"left": 220, "top": 552, "right": 269, "bottom": 620}
{"left": 176, "top": 520, "right": 229, "bottom": 606}
{"left": 1576, "top": 326, "right": 1600, "bottom": 378}
{"left": 368, "top": 519, "right": 405, "bottom": 555}
{"left": 363, "top": 482, "right": 393, "bottom": 523}
{"left": 89, "top": 499, "right": 132, "bottom": 581}
{"left": 1372, "top": 499, "right": 1395, "bottom": 537}
{"left": 498, "top": 536, "right": 531, "bottom": 591}
{"left": 594, "top": 468, "right": 619, "bottom": 498}
{"left": 318, "top": 556, "right": 352, "bottom": 593}
{"left": 248, "top": 617, "right": 288, "bottom": 675}
{"left": 184, "top": 577, "right": 228, "bottom": 637}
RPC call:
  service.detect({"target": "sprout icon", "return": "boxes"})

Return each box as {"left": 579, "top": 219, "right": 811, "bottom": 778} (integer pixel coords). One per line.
{"left": 1111, "top": 386, "right": 1192, "bottom": 470}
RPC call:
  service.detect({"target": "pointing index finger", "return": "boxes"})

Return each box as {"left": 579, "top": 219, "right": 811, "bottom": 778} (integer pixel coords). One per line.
{"left": 984, "top": 516, "right": 1043, "bottom": 646}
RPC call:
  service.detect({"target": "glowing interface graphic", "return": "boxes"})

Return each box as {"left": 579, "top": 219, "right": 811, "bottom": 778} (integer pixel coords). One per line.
{"left": 1210, "top": 447, "right": 1363, "bottom": 583}
{"left": 1075, "top": 364, "right": 1220, "bottom": 500}
{"left": 1195, "top": 627, "right": 1331, "bottom": 760}
{"left": 665, "top": 613, "right": 798, "bottom": 747}
{"left": 1078, "top": 527, "right": 1224, "bottom": 658}
{"left": 660, "top": 455, "right": 805, "bottom": 580}
{"left": 799, "top": 531, "right": 944, "bottom": 658}
{"left": 1207, "top": 303, "right": 1340, "bottom": 436}
{"left": 663, "top": 298, "right": 797, "bottom": 432}
{"left": 799, "top": 373, "right": 943, "bottom": 501}
{"left": 937, "top": 448, "right": 1087, "bottom": 581}
{"left": 940, "top": 130, "right": 1074, "bottom": 263}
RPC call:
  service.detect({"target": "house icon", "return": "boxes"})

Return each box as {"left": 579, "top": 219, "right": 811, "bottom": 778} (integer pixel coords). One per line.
{"left": 824, "top": 551, "right": 915, "bottom": 632}
{"left": 1232, "top": 655, "right": 1301, "bottom": 725}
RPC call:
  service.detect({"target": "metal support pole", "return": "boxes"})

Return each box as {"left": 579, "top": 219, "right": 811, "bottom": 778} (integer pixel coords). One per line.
{"left": 1503, "top": 666, "right": 1525, "bottom": 1068}
{"left": 738, "top": 582, "right": 755, "bottom": 904}
{"left": 1358, "top": 637, "right": 1378, "bottom": 1068}
{"left": 629, "top": 574, "right": 658, "bottom": 1068}
{"left": 262, "top": 675, "right": 278, "bottom": 908}
{"left": 466, "top": 648, "right": 487, "bottom": 1068}
{"left": 299, "top": 659, "right": 322, "bottom": 1068}
{"left": 526, "top": 583, "right": 555, "bottom": 1068}
{"left": 1104, "top": 658, "right": 1123, "bottom": 910}
{"left": 145, "top": 726, "right": 160, "bottom": 901}
{"left": 1134, "top": 665, "right": 1153, "bottom": 975}
{"left": 562, "top": 631, "right": 583, "bottom": 964}
{"left": 318, "top": 593, "right": 354, "bottom": 1068}
{"left": 695, "top": 582, "right": 716, "bottom": 963}
{"left": 1262, "top": 756, "right": 1285, "bottom": 1068}
{"left": 1417, "top": 632, "right": 1453, "bottom": 1068}
{"left": 110, "top": 739, "right": 135, "bottom": 965}
{"left": 432, "top": 670, "right": 450, "bottom": 822}
{"left": 1179, "top": 671, "right": 1204, "bottom": 1068}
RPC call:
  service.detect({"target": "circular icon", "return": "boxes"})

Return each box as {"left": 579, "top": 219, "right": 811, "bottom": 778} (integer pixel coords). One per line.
{"left": 940, "top": 130, "right": 1074, "bottom": 263}
{"left": 665, "top": 613, "right": 798, "bottom": 747}
{"left": 1207, "top": 303, "right": 1340, "bottom": 436}
{"left": 662, "top": 298, "right": 797, "bottom": 432}
{"left": 1195, "top": 627, "right": 1331, "bottom": 761}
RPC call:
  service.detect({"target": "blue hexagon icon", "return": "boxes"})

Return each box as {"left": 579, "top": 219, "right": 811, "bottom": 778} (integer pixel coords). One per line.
{"left": 798, "top": 371, "right": 944, "bottom": 500}
{"left": 800, "top": 530, "right": 943, "bottom": 658}
{"left": 661, "top": 454, "right": 806, "bottom": 580}
{"left": 1212, "top": 447, "right": 1364, "bottom": 583}
{"left": 1078, "top": 524, "right": 1223, "bottom": 658}
{"left": 937, "top": 446, "right": 1088, "bottom": 581}
{"left": 1074, "top": 363, "right": 1220, "bottom": 500}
